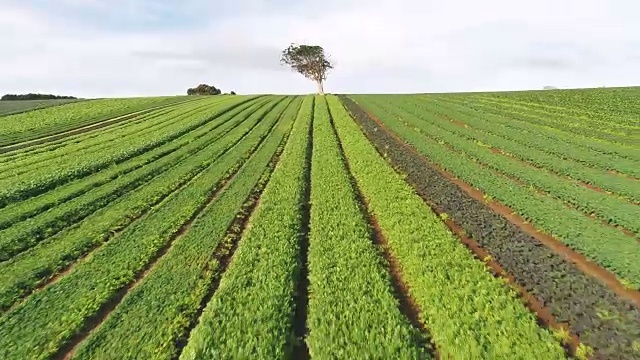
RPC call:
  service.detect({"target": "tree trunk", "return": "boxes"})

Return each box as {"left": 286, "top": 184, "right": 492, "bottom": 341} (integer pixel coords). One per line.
{"left": 316, "top": 80, "right": 324, "bottom": 95}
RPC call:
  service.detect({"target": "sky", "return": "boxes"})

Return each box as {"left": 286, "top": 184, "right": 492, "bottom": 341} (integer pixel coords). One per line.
{"left": 0, "top": 0, "right": 639, "bottom": 97}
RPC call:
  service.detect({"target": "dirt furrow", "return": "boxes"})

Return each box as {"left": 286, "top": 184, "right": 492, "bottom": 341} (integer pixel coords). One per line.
{"left": 292, "top": 98, "right": 314, "bottom": 360}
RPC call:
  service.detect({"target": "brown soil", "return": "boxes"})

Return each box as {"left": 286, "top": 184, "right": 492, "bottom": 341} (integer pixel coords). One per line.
{"left": 361, "top": 108, "right": 640, "bottom": 309}
{"left": 608, "top": 169, "right": 640, "bottom": 182}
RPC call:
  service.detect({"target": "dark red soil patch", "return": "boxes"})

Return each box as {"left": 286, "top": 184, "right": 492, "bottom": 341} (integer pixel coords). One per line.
{"left": 359, "top": 105, "right": 640, "bottom": 309}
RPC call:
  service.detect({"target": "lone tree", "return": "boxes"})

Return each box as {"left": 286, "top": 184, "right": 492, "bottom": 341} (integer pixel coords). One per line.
{"left": 281, "top": 43, "right": 333, "bottom": 95}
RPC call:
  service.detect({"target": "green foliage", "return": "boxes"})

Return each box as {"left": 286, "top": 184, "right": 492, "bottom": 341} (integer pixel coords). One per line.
{"left": 281, "top": 44, "right": 333, "bottom": 82}
{"left": 179, "top": 96, "right": 308, "bottom": 359}
{"left": 0, "top": 97, "right": 292, "bottom": 360}
{"left": 1, "top": 93, "right": 77, "bottom": 101}
{"left": 0, "top": 99, "right": 80, "bottom": 116}
{"left": 353, "top": 94, "right": 640, "bottom": 288}
{"left": 384, "top": 96, "right": 640, "bottom": 232}
{"left": 551, "top": 327, "right": 571, "bottom": 345}
{"left": 0, "top": 97, "right": 245, "bottom": 259}
{"left": 74, "top": 97, "right": 297, "bottom": 360}
{"left": 305, "top": 96, "right": 424, "bottom": 358}
{"left": 0, "top": 98, "right": 273, "bottom": 312}
{"left": 327, "top": 95, "right": 565, "bottom": 359}
{"left": 0, "top": 96, "right": 192, "bottom": 146}
{"left": 0, "top": 97, "right": 264, "bottom": 231}
{"left": 281, "top": 43, "right": 333, "bottom": 94}
{"left": 0, "top": 98, "right": 239, "bottom": 208}
{"left": 576, "top": 343, "right": 594, "bottom": 360}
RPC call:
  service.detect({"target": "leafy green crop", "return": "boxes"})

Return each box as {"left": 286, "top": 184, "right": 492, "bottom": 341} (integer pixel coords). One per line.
{"left": 329, "top": 95, "right": 565, "bottom": 359}
{"left": 179, "top": 96, "right": 310, "bottom": 359}
{"left": 74, "top": 97, "right": 298, "bottom": 360}
{"left": 354, "top": 95, "right": 640, "bottom": 289}
{"left": 0, "top": 96, "right": 198, "bottom": 146}
{"left": 0, "top": 97, "right": 283, "bottom": 313}
{"left": 305, "top": 96, "right": 425, "bottom": 358}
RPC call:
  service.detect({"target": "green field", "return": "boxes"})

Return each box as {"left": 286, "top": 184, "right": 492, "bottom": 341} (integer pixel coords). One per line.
{"left": 0, "top": 88, "right": 638, "bottom": 359}
{"left": 0, "top": 99, "right": 82, "bottom": 117}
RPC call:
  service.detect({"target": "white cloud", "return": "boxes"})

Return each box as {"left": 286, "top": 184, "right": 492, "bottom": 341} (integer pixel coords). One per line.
{"left": 0, "top": 0, "right": 638, "bottom": 96}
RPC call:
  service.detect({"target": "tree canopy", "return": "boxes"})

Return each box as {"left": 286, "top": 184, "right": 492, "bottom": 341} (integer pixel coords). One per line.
{"left": 281, "top": 43, "right": 333, "bottom": 94}
{"left": 187, "top": 84, "right": 222, "bottom": 96}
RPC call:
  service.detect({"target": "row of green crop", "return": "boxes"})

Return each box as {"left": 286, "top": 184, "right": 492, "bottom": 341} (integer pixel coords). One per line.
{"left": 368, "top": 96, "right": 640, "bottom": 202}
{"left": 330, "top": 95, "right": 566, "bottom": 358}
{"left": 0, "top": 96, "right": 252, "bottom": 207}
{"left": 0, "top": 96, "right": 223, "bottom": 174}
{"left": 0, "top": 98, "right": 272, "bottom": 261}
{"left": 0, "top": 97, "right": 292, "bottom": 360}
{"left": 72, "top": 97, "right": 301, "bottom": 360}
{"left": 434, "top": 95, "right": 638, "bottom": 148}
{"left": 0, "top": 96, "right": 225, "bottom": 184}
{"left": 0, "top": 97, "right": 268, "bottom": 231}
{"left": 477, "top": 87, "right": 640, "bottom": 127}
{"left": 342, "top": 94, "right": 640, "bottom": 359}
{"left": 359, "top": 96, "right": 640, "bottom": 234}
{"left": 0, "top": 95, "right": 196, "bottom": 146}
{"left": 0, "top": 98, "right": 200, "bottom": 162}
{"left": 0, "top": 96, "right": 287, "bottom": 313}
{"left": 0, "top": 96, "right": 229, "bottom": 181}
{"left": 179, "top": 96, "right": 312, "bottom": 359}
{"left": 304, "top": 96, "right": 425, "bottom": 358}
{"left": 353, "top": 96, "right": 640, "bottom": 289}
{"left": 0, "top": 99, "right": 82, "bottom": 117}
{"left": 430, "top": 96, "right": 640, "bottom": 162}
{"left": 468, "top": 95, "right": 636, "bottom": 135}
{"left": 414, "top": 96, "right": 640, "bottom": 178}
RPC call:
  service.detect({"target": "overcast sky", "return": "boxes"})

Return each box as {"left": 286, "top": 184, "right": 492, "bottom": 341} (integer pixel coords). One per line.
{"left": 1, "top": 0, "right": 638, "bottom": 97}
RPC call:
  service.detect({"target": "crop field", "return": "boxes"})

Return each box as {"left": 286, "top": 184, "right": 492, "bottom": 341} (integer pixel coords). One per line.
{"left": 0, "top": 88, "right": 638, "bottom": 359}
{"left": 0, "top": 99, "right": 83, "bottom": 117}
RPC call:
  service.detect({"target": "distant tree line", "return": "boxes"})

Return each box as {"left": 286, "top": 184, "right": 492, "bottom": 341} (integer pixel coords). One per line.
{"left": 1, "top": 93, "right": 78, "bottom": 101}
